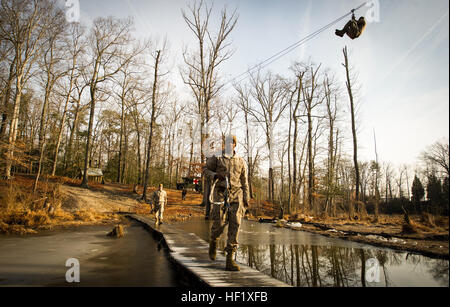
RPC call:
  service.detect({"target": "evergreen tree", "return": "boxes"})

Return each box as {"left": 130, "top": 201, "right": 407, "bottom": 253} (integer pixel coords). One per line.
{"left": 426, "top": 174, "right": 443, "bottom": 205}
{"left": 442, "top": 177, "right": 449, "bottom": 209}
{"left": 411, "top": 175, "right": 425, "bottom": 203}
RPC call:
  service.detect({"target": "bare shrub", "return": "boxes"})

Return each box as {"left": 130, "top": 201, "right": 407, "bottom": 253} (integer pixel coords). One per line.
{"left": 401, "top": 206, "right": 418, "bottom": 234}
{"left": 420, "top": 212, "right": 436, "bottom": 228}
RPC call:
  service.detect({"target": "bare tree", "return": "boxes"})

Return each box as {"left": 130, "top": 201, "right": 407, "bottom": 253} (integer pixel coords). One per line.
{"left": 181, "top": 0, "right": 238, "bottom": 165}
{"left": 81, "top": 16, "right": 141, "bottom": 188}
{"left": 343, "top": 47, "right": 360, "bottom": 217}
{"left": 64, "top": 73, "right": 90, "bottom": 175}
{"left": 0, "top": 38, "right": 15, "bottom": 140}
{"left": 128, "top": 78, "right": 150, "bottom": 186}
{"left": 324, "top": 75, "right": 340, "bottom": 216}
{"left": 421, "top": 140, "right": 449, "bottom": 178}
{"left": 161, "top": 93, "right": 184, "bottom": 187}
{"left": 112, "top": 53, "right": 147, "bottom": 183}
{"left": 372, "top": 130, "right": 381, "bottom": 220}
{"left": 289, "top": 64, "right": 307, "bottom": 200}
{"left": 235, "top": 83, "right": 254, "bottom": 198}
{"left": 395, "top": 166, "right": 405, "bottom": 199}
{"left": 51, "top": 24, "right": 87, "bottom": 176}
{"left": 248, "top": 71, "right": 289, "bottom": 203}
{"left": 302, "top": 64, "right": 322, "bottom": 214}
{"left": 34, "top": 8, "right": 67, "bottom": 190}
{"left": 1, "top": 0, "right": 59, "bottom": 179}
{"left": 384, "top": 162, "right": 394, "bottom": 202}
{"left": 142, "top": 41, "right": 169, "bottom": 201}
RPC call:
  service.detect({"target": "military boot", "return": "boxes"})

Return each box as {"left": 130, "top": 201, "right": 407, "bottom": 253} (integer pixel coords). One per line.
{"left": 335, "top": 29, "right": 345, "bottom": 37}
{"left": 225, "top": 248, "right": 240, "bottom": 271}
{"left": 208, "top": 240, "right": 217, "bottom": 261}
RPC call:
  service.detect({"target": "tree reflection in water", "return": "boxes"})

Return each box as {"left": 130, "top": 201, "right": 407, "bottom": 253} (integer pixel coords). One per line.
{"left": 237, "top": 244, "right": 449, "bottom": 287}
{"left": 175, "top": 218, "right": 448, "bottom": 287}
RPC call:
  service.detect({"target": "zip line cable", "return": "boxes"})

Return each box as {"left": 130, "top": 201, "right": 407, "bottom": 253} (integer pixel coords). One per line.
{"left": 222, "top": 1, "right": 370, "bottom": 88}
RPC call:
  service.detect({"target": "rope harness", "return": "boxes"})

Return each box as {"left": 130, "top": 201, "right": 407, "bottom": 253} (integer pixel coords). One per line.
{"left": 210, "top": 177, "right": 230, "bottom": 214}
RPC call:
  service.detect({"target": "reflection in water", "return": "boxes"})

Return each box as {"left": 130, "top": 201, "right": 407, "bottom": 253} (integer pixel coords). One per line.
{"left": 177, "top": 218, "right": 449, "bottom": 287}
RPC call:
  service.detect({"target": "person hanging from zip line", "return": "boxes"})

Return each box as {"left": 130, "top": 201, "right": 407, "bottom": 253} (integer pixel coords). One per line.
{"left": 335, "top": 11, "right": 366, "bottom": 39}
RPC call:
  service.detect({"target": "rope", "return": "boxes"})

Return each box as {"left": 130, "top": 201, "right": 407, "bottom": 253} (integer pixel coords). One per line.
{"left": 222, "top": 1, "right": 370, "bottom": 88}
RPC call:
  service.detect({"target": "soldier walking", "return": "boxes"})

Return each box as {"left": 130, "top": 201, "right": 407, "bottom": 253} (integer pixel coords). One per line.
{"left": 204, "top": 135, "right": 249, "bottom": 271}
{"left": 152, "top": 184, "right": 167, "bottom": 226}
{"left": 202, "top": 174, "right": 212, "bottom": 219}
{"left": 182, "top": 187, "right": 187, "bottom": 201}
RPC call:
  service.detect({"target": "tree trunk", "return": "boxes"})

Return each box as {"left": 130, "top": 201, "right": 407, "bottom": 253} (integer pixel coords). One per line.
{"left": 307, "top": 102, "right": 313, "bottom": 213}
{"left": 142, "top": 50, "right": 161, "bottom": 201}
{"left": 244, "top": 112, "right": 253, "bottom": 198}
{"left": 81, "top": 85, "right": 97, "bottom": 188}
{"left": 0, "top": 58, "right": 16, "bottom": 140}
{"left": 117, "top": 94, "right": 126, "bottom": 183}
{"left": 52, "top": 62, "right": 76, "bottom": 176}
{"left": 64, "top": 102, "right": 80, "bottom": 175}
{"left": 343, "top": 47, "right": 360, "bottom": 208}
{"left": 5, "top": 73, "right": 24, "bottom": 179}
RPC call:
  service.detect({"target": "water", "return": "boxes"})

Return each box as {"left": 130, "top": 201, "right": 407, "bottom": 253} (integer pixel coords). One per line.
{"left": 176, "top": 218, "right": 449, "bottom": 287}
{"left": 0, "top": 221, "right": 183, "bottom": 287}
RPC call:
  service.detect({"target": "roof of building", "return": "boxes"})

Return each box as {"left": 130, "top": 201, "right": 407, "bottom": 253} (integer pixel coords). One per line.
{"left": 80, "top": 168, "right": 103, "bottom": 177}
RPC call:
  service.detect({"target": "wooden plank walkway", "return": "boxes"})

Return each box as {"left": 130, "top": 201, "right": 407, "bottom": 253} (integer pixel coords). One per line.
{"left": 128, "top": 214, "right": 291, "bottom": 287}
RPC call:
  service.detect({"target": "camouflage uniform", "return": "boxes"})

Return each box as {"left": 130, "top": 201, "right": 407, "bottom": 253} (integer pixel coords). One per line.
{"left": 152, "top": 189, "right": 167, "bottom": 225}
{"left": 202, "top": 177, "right": 212, "bottom": 218}
{"left": 204, "top": 153, "right": 249, "bottom": 253}
{"left": 336, "top": 16, "right": 366, "bottom": 39}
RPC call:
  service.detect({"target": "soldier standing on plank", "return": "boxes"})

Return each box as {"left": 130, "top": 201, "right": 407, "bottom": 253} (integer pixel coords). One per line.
{"left": 204, "top": 135, "right": 249, "bottom": 271}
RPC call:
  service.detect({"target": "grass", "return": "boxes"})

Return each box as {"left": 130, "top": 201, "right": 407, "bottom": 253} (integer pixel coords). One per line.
{"left": 0, "top": 176, "right": 205, "bottom": 234}
{"left": 0, "top": 177, "right": 121, "bottom": 235}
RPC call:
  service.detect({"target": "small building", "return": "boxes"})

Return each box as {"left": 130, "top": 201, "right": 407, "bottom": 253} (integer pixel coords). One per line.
{"left": 176, "top": 176, "right": 202, "bottom": 192}
{"left": 79, "top": 168, "right": 104, "bottom": 183}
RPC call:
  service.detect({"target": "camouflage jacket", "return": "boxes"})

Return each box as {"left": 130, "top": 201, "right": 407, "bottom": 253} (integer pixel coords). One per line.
{"left": 203, "top": 153, "right": 249, "bottom": 205}
{"left": 152, "top": 190, "right": 167, "bottom": 207}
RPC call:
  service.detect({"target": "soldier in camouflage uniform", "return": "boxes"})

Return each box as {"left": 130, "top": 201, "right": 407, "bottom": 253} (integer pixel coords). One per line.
{"left": 202, "top": 176, "right": 212, "bottom": 219}
{"left": 335, "top": 15, "right": 366, "bottom": 39}
{"left": 202, "top": 140, "right": 217, "bottom": 220}
{"left": 203, "top": 135, "right": 249, "bottom": 271}
{"left": 152, "top": 184, "right": 167, "bottom": 226}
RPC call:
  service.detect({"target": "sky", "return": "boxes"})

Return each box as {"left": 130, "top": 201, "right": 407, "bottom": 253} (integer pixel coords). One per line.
{"left": 74, "top": 0, "right": 449, "bottom": 167}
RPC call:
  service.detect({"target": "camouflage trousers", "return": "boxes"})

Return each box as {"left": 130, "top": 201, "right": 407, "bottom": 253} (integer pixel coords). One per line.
{"left": 343, "top": 19, "right": 360, "bottom": 38}
{"left": 210, "top": 202, "right": 244, "bottom": 252}
{"left": 154, "top": 204, "right": 164, "bottom": 225}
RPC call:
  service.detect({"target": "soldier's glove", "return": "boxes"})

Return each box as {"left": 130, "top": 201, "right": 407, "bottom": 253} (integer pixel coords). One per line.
{"left": 214, "top": 172, "right": 226, "bottom": 181}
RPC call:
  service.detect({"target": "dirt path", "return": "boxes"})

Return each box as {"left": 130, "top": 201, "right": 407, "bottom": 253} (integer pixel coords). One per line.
{"left": 61, "top": 184, "right": 142, "bottom": 213}
{"left": 60, "top": 183, "right": 205, "bottom": 222}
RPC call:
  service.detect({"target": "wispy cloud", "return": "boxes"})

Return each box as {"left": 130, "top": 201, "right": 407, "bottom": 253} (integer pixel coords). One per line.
{"left": 382, "top": 10, "right": 449, "bottom": 82}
